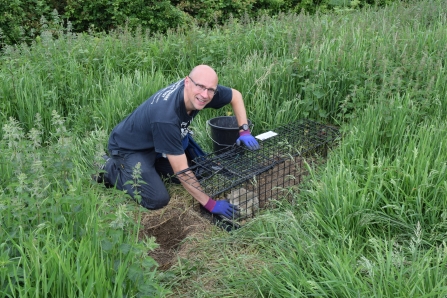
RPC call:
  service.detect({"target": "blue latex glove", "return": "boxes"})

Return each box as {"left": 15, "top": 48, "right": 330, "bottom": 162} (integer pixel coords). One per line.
{"left": 204, "top": 198, "right": 239, "bottom": 219}
{"left": 236, "top": 130, "right": 260, "bottom": 150}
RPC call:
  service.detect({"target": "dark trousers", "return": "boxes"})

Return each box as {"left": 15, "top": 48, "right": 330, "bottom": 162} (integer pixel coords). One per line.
{"left": 104, "top": 149, "right": 173, "bottom": 210}
{"left": 104, "top": 135, "right": 205, "bottom": 210}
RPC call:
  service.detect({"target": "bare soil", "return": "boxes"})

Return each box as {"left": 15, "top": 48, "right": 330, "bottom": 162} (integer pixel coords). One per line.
{"left": 138, "top": 196, "right": 215, "bottom": 270}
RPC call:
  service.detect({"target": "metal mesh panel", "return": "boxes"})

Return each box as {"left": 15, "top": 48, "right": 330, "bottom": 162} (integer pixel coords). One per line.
{"left": 176, "top": 119, "right": 339, "bottom": 230}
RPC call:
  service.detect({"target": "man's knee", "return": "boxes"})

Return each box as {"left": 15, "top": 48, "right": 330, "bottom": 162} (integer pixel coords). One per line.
{"left": 139, "top": 192, "right": 170, "bottom": 210}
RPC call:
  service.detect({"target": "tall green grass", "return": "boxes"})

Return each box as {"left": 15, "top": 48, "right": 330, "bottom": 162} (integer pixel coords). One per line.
{"left": 0, "top": 113, "right": 169, "bottom": 296}
{"left": 246, "top": 96, "right": 447, "bottom": 297}
{"left": 1, "top": 0, "right": 447, "bottom": 296}
{"left": 1, "top": 0, "right": 446, "bottom": 142}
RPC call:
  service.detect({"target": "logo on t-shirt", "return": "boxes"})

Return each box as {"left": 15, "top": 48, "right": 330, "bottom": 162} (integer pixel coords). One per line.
{"left": 181, "top": 121, "right": 192, "bottom": 138}
{"left": 151, "top": 80, "right": 183, "bottom": 104}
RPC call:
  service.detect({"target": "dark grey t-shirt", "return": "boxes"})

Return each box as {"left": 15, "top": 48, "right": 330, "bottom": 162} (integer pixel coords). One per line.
{"left": 108, "top": 78, "right": 233, "bottom": 155}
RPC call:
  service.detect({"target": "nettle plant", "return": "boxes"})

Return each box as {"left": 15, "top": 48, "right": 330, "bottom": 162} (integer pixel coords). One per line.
{"left": 1, "top": 112, "right": 73, "bottom": 212}
{"left": 0, "top": 112, "right": 165, "bottom": 297}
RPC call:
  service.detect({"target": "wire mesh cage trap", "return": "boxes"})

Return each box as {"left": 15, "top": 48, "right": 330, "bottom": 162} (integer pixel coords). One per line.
{"left": 177, "top": 119, "right": 340, "bottom": 231}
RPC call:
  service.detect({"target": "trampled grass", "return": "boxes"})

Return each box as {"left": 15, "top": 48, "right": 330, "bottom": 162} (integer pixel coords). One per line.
{"left": 1, "top": 0, "right": 447, "bottom": 296}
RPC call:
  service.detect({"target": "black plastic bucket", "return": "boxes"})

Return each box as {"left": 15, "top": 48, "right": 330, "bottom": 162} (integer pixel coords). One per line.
{"left": 207, "top": 116, "right": 252, "bottom": 152}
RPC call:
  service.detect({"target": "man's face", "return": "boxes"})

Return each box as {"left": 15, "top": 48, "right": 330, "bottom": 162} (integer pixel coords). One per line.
{"left": 185, "top": 75, "right": 217, "bottom": 112}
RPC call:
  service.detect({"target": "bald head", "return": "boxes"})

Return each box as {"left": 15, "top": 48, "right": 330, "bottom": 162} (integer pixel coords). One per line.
{"left": 189, "top": 65, "right": 218, "bottom": 85}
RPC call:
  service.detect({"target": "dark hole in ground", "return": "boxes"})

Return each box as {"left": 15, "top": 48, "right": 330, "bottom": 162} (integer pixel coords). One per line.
{"left": 139, "top": 201, "right": 212, "bottom": 271}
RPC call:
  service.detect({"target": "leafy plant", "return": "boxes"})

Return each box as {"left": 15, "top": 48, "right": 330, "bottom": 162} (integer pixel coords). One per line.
{"left": 0, "top": 113, "right": 170, "bottom": 296}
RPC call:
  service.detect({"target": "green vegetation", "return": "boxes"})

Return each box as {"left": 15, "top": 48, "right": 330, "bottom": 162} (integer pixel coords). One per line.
{"left": 1, "top": 0, "right": 447, "bottom": 296}
{"left": 0, "top": 0, "right": 391, "bottom": 48}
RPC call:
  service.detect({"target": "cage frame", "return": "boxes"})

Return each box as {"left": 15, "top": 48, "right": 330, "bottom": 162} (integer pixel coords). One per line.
{"left": 176, "top": 119, "right": 340, "bottom": 230}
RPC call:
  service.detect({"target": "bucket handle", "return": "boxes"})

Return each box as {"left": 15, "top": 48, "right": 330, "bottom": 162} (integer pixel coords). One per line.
{"left": 206, "top": 120, "right": 254, "bottom": 149}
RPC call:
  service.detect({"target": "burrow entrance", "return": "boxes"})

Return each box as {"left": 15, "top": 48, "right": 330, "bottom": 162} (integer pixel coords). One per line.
{"left": 138, "top": 200, "right": 213, "bottom": 270}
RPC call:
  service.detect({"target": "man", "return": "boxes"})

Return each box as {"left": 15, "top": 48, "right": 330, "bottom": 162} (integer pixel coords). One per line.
{"left": 95, "top": 65, "right": 260, "bottom": 219}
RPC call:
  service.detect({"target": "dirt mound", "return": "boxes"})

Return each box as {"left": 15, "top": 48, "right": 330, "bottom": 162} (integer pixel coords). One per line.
{"left": 138, "top": 199, "right": 214, "bottom": 270}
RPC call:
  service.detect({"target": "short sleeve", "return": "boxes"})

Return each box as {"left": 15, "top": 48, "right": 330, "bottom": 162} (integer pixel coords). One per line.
{"left": 205, "top": 85, "right": 233, "bottom": 109}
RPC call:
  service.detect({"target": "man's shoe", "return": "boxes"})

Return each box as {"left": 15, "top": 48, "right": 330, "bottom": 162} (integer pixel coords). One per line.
{"left": 92, "top": 155, "right": 110, "bottom": 184}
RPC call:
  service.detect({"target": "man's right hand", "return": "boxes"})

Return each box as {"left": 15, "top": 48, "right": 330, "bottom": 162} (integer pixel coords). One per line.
{"left": 204, "top": 198, "right": 239, "bottom": 219}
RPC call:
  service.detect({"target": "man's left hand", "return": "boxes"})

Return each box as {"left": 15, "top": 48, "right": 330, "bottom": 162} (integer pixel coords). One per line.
{"left": 236, "top": 130, "right": 260, "bottom": 150}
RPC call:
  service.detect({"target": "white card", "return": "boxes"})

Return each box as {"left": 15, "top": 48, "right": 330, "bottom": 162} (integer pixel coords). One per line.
{"left": 255, "top": 131, "right": 278, "bottom": 141}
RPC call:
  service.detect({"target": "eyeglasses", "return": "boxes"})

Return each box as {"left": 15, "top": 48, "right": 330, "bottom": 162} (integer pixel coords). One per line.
{"left": 188, "top": 76, "right": 217, "bottom": 96}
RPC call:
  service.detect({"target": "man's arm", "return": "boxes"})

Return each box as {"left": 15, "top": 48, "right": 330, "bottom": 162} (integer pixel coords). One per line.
{"left": 229, "top": 88, "right": 260, "bottom": 150}
{"left": 167, "top": 153, "right": 239, "bottom": 219}
{"left": 229, "top": 88, "right": 249, "bottom": 129}
{"left": 166, "top": 153, "right": 209, "bottom": 206}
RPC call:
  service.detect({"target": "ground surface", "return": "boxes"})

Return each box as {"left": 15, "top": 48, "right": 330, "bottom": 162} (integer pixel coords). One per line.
{"left": 138, "top": 195, "right": 216, "bottom": 270}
